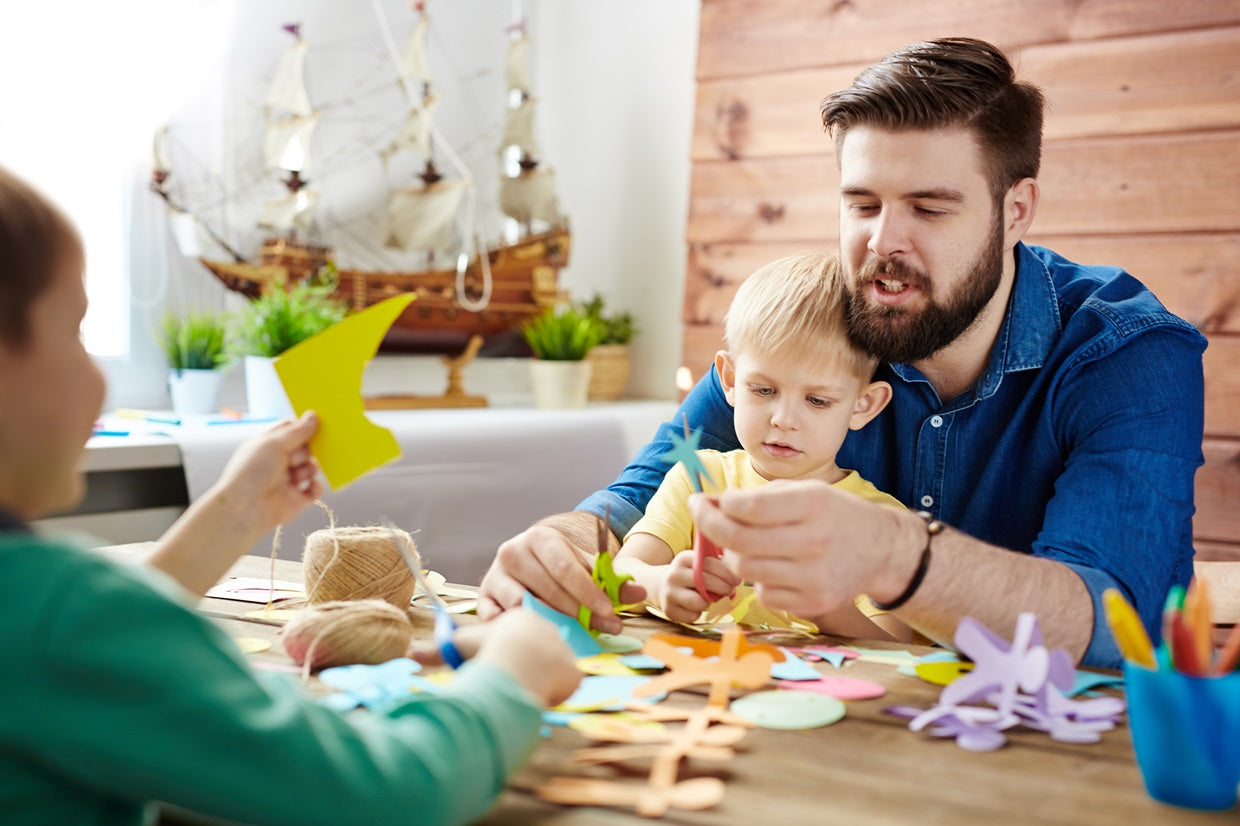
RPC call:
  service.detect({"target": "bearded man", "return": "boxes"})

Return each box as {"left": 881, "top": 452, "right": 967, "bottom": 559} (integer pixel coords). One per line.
{"left": 477, "top": 38, "right": 1205, "bottom": 669}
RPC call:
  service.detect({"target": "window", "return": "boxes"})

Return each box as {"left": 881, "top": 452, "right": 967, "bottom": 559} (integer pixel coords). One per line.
{"left": 0, "top": 2, "right": 233, "bottom": 359}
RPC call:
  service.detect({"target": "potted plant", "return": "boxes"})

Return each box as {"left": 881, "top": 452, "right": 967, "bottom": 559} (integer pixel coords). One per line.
{"left": 159, "top": 311, "right": 228, "bottom": 416}
{"left": 577, "top": 292, "right": 637, "bottom": 401}
{"left": 521, "top": 306, "right": 604, "bottom": 408}
{"left": 226, "top": 272, "right": 348, "bottom": 418}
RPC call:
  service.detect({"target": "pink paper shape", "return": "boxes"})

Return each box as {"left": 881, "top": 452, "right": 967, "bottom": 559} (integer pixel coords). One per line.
{"left": 779, "top": 675, "right": 886, "bottom": 701}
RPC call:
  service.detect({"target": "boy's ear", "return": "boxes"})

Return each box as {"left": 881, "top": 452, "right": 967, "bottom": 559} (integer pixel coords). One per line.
{"left": 714, "top": 350, "right": 737, "bottom": 406}
{"left": 849, "top": 379, "right": 892, "bottom": 430}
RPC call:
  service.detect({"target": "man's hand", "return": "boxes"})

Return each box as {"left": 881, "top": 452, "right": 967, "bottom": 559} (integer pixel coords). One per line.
{"left": 477, "top": 512, "right": 646, "bottom": 635}
{"left": 689, "top": 479, "right": 918, "bottom": 618}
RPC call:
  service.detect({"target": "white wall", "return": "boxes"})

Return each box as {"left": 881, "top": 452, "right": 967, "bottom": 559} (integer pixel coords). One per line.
{"left": 535, "top": 3, "right": 700, "bottom": 399}
{"left": 87, "top": 0, "right": 699, "bottom": 408}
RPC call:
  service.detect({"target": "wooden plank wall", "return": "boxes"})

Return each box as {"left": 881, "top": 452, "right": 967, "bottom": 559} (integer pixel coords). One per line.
{"left": 684, "top": 0, "right": 1240, "bottom": 561}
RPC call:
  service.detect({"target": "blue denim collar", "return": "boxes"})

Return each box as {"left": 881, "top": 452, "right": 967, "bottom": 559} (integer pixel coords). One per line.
{"left": 888, "top": 242, "right": 1059, "bottom": 404}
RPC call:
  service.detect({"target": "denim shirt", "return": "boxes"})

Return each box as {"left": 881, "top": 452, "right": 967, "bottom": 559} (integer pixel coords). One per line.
{"left": 579, "top": 243, "right": 1207, "bottom": 668}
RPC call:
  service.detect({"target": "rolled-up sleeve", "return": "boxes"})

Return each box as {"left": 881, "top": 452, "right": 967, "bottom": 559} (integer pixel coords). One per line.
{"left": 577, "top": 366, "right": 739, "bottom": 537}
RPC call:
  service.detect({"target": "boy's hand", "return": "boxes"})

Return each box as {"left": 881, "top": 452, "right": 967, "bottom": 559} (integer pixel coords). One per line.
{"left": 212, "top": 412, "right": 322, "bottom": 530}
{"left": 658, "top": 550, "right": 740, "bottom": 624}
{"left": 411, "top": 610, "right": 582, "bottom": 707}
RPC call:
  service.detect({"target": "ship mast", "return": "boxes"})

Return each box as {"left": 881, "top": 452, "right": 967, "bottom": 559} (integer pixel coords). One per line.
{"left": 383, "top": 3, "right": 468, "bottom": 269}
{"left": 259, "top": 22, "right": 322, "bottom": 243}
{"left": 498, "top": 9, "right": 561, "bottom": 237}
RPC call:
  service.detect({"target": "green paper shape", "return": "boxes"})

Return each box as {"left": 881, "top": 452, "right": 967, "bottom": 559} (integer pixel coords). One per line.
{"left": 731, "top": 689, "right": 847, "bottom": 730}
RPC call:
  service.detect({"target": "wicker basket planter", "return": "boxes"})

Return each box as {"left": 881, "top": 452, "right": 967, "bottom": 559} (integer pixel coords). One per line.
{"left": 587, "top": 343, "right": 631, "bottom": 401}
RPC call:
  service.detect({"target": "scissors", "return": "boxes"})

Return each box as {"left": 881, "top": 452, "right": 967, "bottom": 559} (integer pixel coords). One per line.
{"left": 383, "top": 519, "right": 464, "bottom": 669}
{"left": 577, "top": 505, "right": 634, "bottom": 633}
{"left": 658, "top": 415, "right": 728, "bottom": 604}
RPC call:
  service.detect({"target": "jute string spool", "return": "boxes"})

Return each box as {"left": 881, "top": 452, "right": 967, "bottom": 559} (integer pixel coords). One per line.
{"left": 282, "top": 599, "right": 416, "bottom": 671}
{"left": 302, "top": 525, "right": 418, "bottom": 610}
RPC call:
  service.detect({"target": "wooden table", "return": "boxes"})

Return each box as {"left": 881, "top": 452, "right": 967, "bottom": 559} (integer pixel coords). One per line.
{"left": 100, "top": 544, "right": 1232, "bottom": 825}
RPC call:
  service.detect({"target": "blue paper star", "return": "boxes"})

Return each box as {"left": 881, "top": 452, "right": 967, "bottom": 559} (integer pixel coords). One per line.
{"left": 659, "top": 418, "right": 716, "bottom": 493}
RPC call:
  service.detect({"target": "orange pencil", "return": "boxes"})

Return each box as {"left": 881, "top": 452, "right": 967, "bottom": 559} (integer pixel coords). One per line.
{"left": 1185, "top": 576, "right": 1214, "bottom": 671}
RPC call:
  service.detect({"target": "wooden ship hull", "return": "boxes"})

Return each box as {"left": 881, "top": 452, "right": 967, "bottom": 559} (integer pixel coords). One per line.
{"left": 200, "top": 224, "right": 570, "bottom": 353}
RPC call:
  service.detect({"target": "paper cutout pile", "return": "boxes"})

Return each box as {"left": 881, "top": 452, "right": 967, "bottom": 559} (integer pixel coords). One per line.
{"left": 885, "top": 612, "right": 1126, "bottom": 751}
{"left": 305, "top": 607, "right": 1129, "bottom": 818}
{"left": 535, "top": 628, "right": 772, "bottom": 817}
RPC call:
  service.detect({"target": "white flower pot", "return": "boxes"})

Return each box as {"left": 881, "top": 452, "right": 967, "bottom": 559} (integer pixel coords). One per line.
{"left": 530, "top": 359, "right": 592, "bottom": 409}
{"left": 168, "top": 368, "right": 224, "bottom": 417}
{"left": 244, "top": 355, "right": 295, "bottom": 420}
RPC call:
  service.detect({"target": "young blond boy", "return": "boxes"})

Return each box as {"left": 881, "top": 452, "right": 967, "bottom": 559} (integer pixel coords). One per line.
{"left": 614, "top": 252, "right": 910, "bottom": 641}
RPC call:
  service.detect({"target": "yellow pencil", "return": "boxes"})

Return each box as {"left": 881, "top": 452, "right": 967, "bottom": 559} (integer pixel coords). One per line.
{"left": 1102, "top": 588, "right": 1156, "bottom": 669}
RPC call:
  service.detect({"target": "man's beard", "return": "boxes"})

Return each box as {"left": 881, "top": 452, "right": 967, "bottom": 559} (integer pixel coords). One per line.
{"left": 845, "top": 218, "right": 1006, "bottom": 364}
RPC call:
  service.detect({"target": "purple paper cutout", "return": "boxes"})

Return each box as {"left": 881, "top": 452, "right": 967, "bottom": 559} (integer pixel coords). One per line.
{"left": 888, "top": 613, "right": 1126, "bottom": 751}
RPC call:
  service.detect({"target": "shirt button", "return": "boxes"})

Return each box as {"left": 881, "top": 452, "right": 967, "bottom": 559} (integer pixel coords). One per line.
{"left": 920, "top": 495, "right": 934, "bottom": 508}
{"left": 930, "top": 415, "right": 944, "bottom": 428}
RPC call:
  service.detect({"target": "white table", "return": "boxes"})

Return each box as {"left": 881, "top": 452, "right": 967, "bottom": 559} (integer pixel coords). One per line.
{"left": 56, "top": 402, "right": 676, "bottom": 585}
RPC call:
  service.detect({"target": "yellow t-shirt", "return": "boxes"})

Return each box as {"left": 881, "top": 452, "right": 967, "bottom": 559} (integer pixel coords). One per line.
{"left": 625, "top": 448, "right": 905, "bottom": 619}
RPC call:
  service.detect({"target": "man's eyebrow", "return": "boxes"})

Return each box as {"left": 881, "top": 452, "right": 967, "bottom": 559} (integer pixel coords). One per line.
{"left": 908, "top": 187, "right": 966, "bottom": 203}
{"left": 840, "top": 186, "right": 967, "bottom": 203}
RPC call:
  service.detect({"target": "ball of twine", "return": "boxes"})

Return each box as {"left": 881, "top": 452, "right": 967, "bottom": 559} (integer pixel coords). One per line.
{"left": 302, "top": 525, "right": 418, "bottom": 609}
{"left": 282, "top": 599, "right": 414, "bottom": 671}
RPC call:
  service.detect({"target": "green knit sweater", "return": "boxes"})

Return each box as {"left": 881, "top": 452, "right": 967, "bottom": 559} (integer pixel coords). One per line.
{"left": 0, "top": 533, "right": 542, "bottom": 825}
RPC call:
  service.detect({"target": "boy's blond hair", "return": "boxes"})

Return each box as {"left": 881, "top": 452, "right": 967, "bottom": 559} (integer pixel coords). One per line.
{"left": 723, "top": 252, "right": 877, "bottom": 380}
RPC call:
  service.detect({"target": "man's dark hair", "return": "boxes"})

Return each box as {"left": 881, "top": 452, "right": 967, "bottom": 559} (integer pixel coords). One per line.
{"left": 820, "top": 37, "right": 1044, "bottom": 203}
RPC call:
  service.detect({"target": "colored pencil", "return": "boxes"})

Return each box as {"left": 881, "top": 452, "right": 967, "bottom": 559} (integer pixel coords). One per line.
{"left": 1168, "top": 612, "right": 1207, "bottom": 677}
{"left": 1102, "top": 588, "right": 1156, "bottom": 669}
{"left": 1212, "top": 622, "right": 1240, "bottom": 675}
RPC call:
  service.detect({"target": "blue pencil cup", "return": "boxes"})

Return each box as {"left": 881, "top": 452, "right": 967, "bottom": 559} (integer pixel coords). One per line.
{"left": 1124, "top": 659, "right": 1240, "bottom": 811}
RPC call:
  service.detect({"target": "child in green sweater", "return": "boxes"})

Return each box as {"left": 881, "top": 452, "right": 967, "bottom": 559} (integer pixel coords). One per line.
{"left": 0, "top": 164, "right": 581, "bottom": 825}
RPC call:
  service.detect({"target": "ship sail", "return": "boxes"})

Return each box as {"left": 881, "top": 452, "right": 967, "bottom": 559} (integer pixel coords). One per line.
{"left": 381, "top": 11, "right": 437, "bottom": 163}
{"left": 386, "top": 180, "right": 467, "bottom": 253}
{"left": 264, "top": 31, "right": 314, "bottom": 116}
{"left": 499, "top": 170, "right": 559, "bottom": 225}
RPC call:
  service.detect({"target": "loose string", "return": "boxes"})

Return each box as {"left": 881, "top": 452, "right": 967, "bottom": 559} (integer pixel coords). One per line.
{"left": 303, "top": 499, "right": 339, "bottom": 605}
{"left": 264, "top": 525, "right": 283, "bottom": 614}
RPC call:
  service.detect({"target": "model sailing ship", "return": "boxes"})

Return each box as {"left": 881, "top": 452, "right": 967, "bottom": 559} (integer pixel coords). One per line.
{"left": 151, "top": 7, "right": 570, "bottom": 354}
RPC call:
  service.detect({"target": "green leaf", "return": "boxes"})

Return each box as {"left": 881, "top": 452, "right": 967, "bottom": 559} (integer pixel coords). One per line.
{"left": 521, "top": 307, "right": 605, "bottom": 360}
{"left": 226, "top": 274, "right": 349, "bottom": 359}
{"left": 574, "top": 291, "right": 637, "bottom": 344}
{"left": 159, "top": 311, "right": 227, "bottom": 370}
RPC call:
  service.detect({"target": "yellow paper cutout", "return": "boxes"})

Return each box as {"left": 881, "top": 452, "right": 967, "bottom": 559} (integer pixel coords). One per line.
{"left": 914, "top": 659, "right": 974, "bottom": 686}
{"left": 274, "top": 294, "right": 416, "bottom": 489}
{"left": 244, "top": 607, "right": 301, "bottom": 622}
{"left": 234, "top": 636, "right": 272, "bottom": 654}
{"left": 569, "top": 712, "right": 666, "bottom": 740}
{"left": 577, "top": 653, "right": 641, "bottom": 677}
